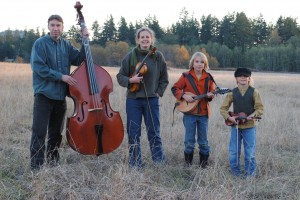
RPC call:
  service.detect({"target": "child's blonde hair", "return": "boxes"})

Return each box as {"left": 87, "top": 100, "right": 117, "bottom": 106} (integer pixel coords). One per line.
{"left": 189, "top": 52, "right": 209, "bottom": 70}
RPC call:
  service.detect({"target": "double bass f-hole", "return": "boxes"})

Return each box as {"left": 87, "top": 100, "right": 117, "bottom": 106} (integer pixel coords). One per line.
{"left": 77, "top": 101, "right": 88, "bottom": 122}
{"left": 101, "top": 99, "right": 113, "bottom": 118}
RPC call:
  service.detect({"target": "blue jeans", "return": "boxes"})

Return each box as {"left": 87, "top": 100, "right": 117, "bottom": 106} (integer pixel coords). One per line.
{"left": 30, "top": 94, "right": 66, "bottom": 170}
{"left": 126, "top": 97, "right": 165, "bottom": 167}
{"left": 183, "top": 114, "right": 210, "bottom": 155}
{"left": 229, "top": 126, "right": 256, "bottom": 176}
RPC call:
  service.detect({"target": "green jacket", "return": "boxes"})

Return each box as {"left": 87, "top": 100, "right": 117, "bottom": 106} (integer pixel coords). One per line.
{"left": 117, "top": 49, "right": 169, "bottom": 98}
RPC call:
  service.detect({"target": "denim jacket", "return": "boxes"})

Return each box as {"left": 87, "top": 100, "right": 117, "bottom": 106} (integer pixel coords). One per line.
{"left": 31, "top": 34, "right": 85, "bottom": 100}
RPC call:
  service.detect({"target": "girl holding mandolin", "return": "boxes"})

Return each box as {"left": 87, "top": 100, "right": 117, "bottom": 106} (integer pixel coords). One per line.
{"left": 117, "top": 27, "right": 169, "bottom": 168}
{"left": 220, "top": 67, "right": 264, "bottom": 177}
{"left": 171, "top": 52, "right": 216, "bottom": 168}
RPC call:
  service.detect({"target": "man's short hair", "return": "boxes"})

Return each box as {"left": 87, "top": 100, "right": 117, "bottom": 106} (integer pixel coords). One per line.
{"left": 48, "top": 15, "right": 63, "bottom": 24}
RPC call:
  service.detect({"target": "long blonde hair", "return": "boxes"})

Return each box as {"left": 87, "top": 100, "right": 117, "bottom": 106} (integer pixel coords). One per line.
{"left": 188, "top": 52, "right": 209, "bottom": 70}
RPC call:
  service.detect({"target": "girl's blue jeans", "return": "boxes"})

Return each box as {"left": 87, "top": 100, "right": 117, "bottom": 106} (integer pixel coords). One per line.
{"left": 183, "top": 114, "right": 210, "bottom": 155}
{"left": 126, "top": 97, "right": 165, "bottom": 167}
{"left": 229, "top": 126, "right": 256, "bottom": 176}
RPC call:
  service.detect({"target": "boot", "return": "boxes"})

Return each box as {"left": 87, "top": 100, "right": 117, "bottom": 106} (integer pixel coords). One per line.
{"left": 46, "top": 148, "right": 60, "bottom": 167}
{"left": 184, "top": 152, "right": 193, "bottom": 166}
{"left": 199, "top": 153, "right": 209, "bottom": 169}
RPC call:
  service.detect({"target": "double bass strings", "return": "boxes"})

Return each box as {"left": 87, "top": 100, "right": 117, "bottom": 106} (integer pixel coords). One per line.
{"left": 82, "top": 28, "right": 101, "bottom": 110}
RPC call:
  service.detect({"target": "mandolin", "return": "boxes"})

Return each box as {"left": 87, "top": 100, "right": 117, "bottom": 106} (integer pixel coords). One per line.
{"left": 175, "top": 87, "right": 231, "bottom": 113}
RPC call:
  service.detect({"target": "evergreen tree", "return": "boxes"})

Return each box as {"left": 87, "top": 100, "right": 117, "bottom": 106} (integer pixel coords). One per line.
{"left": 144, "top": 15, "right": 164, "bottom": 41}
{"left": 200, "top": 14, "right": 219, "bottom": 44}
{"left": 161, "top": 28, "right": 178, "bottom": 45}
{"left": 118, "top": 17, "right": 130, "bottom": 43}
{"left": 172, "top": 8, "right": 200, "bottom": 46}
{"left": 218, "top": 13, "right": 235, "bottom": 49}
{"left": 66, "top": 25, "right": 81, "bottom": 43}
{"left": 128, "top": 22, "right": 136, "bottom": 46}
{"left": 276, "top": 16, "right": 299, "bottom": 43}
{"left": 233, "top": 12, "right": 252, "bottom": 52}
{"left": 22, "top": 29, "right": 39, "bottom": 61}
{"left": 99, "top": 15, "right": 117, "bottom": 46}
{"left": 91, "top": 20, "right": 101, "bottom": 44}
{"left": 251, "top": 14, "right": 270, "bottom": 46}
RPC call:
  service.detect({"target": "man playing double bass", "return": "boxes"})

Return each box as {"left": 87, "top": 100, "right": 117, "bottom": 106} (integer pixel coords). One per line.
{"left": 30, "top": 14, "right": 89, "bottom": 171}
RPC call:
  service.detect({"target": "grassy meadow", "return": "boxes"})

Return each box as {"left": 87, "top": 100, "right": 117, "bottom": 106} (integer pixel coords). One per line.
{"left": 0, "top": 62, "right": 299, "bottom": 199}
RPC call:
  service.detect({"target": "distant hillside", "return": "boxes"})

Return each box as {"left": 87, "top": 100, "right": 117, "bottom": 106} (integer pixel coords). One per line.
{"left": 0, "top": 29, "right": 24, "bottom": 38}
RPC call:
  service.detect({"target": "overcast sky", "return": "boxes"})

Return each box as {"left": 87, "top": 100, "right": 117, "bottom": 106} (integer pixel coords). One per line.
{"left": 1, "top": 0, "right": 299, "bottom": 32}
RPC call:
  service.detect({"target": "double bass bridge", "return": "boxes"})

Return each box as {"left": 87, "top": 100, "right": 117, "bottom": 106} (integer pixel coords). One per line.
{"left": 88, "top": 107, "right": 103, "bottom": 112}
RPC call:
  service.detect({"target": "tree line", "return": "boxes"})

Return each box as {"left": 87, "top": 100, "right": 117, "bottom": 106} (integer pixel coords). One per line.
{"left": 1, "top": 9, "right": 300, "bottom": 72}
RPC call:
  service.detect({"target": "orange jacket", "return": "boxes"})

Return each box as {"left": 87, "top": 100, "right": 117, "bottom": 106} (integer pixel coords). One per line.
{"left": 171, "top": 69, "right": 216, "bottom": 117}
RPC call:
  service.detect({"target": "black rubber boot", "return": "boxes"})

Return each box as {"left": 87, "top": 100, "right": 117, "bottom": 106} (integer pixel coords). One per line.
{"left": 184, "top": 152, "right": 194, "bottom": 166}
{"left": 199, "top": 153, "right": 209, "bottom": 169}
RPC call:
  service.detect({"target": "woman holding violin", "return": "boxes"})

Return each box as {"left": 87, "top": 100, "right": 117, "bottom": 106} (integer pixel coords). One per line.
{"left": 117, "top": 27, "right": 169, "bottom": 168}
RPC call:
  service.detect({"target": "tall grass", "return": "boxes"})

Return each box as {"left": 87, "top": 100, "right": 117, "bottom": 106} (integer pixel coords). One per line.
{"left": 0, "top": 62, "right": 299, "bottom": 199}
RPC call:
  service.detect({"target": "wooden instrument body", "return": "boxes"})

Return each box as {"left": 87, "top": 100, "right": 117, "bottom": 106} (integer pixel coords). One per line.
{"left": 175, "top": 88, "right": 231, "bottom": 113}
{"left": 225, "top": 112, "right": 261, "bottom": 126}
{"left": 66, "top": 62, "right": 124, "bottom": 155}
{"left": 66, "top": 1, "right": 124, "bottom": 156}
{"left": 175, "top": 92, "right": 199, "bottom": 113}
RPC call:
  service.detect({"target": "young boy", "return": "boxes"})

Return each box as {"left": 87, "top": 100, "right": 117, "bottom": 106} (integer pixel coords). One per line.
{"left": 171, "top": 52, "right": 216, "bottom": 168}
{"left": 220, "top": 68, "right": 264, "bottom": 177}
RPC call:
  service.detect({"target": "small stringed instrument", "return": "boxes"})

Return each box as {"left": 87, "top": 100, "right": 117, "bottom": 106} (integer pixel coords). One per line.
{"left": 129, "top": 46, "right": 157, "bottom": 92}
{"left": 175, "top": 88, "right": 231, "bottom": 113}
{"left": 225, "top": 112, "right": 262, "bottom": 126}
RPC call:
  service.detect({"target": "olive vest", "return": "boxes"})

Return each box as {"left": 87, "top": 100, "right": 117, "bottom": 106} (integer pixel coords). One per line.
{"left": 233, "top": 86, "right": 254, "bottom": 115}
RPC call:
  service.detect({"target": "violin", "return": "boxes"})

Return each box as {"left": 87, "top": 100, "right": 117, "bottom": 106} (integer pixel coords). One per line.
{"left": 129, "top": 62, "right": 148, "bottom": 92}
{"left": 225, "top": 112, "right": 261, "bottom": 126}
{"left": 129, "top": 47, "right": 156, "bottom": 92}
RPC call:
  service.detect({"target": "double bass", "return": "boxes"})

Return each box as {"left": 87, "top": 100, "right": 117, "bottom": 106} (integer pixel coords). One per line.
{"left": 66, "top": 1, "right": 124, "bottom": 155}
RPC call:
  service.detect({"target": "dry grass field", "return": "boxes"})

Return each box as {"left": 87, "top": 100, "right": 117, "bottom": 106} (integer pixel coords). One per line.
{"left": 0, "top": 62, "right": 299, "bottom": 199}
